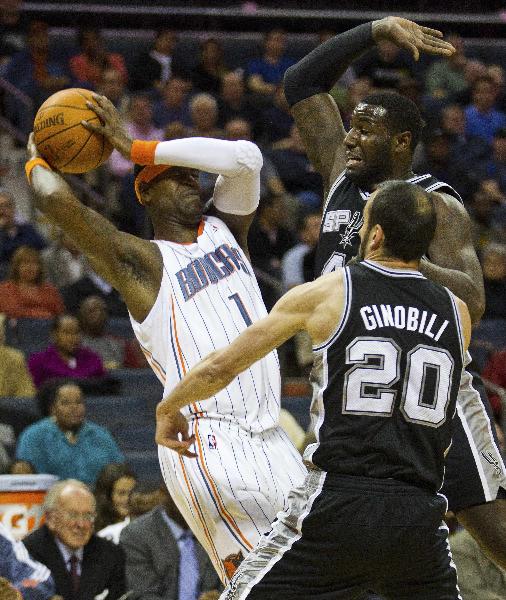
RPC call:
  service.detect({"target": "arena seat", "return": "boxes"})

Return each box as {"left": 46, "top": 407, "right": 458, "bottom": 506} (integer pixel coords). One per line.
{"left": 85, "top": 394, "right": 149, "bottom": 427}
{"left": 5, "top": 318, "right": 52, "bottom": 356}
{"left": 0, "top": 397, "right": 40, "bottom": 436}
{"left": 125, "top": 450, "right": 161, "bottom": 484}
{"left": 106, "top": 317, "right": 135, "bottom": 339}
{"left": 113, "top": 368, "right": 163, "bottom": 405}
{"left": 281, "top": 395, "right": 311, "bottom": 431}
{"left": 111, "top": 421, "right": 156, "bottom": 452}
{"left": 470, "top": 318, "right": 506, "bottom": 371}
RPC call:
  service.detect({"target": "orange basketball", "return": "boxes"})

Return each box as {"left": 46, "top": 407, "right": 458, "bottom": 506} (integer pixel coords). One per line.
{"left": 33, "top": 88, "right": 113, "bottom": 174}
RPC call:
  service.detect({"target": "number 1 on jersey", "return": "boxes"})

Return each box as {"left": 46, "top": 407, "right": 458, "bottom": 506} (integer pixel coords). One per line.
{"left": 228, "top": 293, "right": 252, "bottom": 326}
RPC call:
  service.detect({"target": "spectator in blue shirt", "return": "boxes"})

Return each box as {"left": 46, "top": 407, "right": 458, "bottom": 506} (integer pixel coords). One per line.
{"left": 0, "top": 521, "right": 57, "bottom": 600}
{"left": 0, "top": 189, "right": 46, "bottom": 277}
{"left": 484, "top": 127, "right": 506, "bottom": 192}
{"left": 16, "top": 381, "right": 123, "bottom": 486}
{"left": 247, "top": 29, "right": 294, "bottom": 98}
{"left": 465, "top": 75, "right": 506, "bottom": 143}
{"left": 3, "top": 20, "right": 70, "bottom": 134}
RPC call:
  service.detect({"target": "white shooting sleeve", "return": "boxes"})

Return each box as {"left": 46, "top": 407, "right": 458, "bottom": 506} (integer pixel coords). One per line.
{"left": 153, "top": 137, "right": 263, "bottom": 215}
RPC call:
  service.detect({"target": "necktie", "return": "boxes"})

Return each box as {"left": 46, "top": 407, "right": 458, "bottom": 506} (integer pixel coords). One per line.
{"left": 69, "top": 554, "right": 80, "bottom": 597}
{"left": 178, "top": 530, "right": 200, "bottom": 600}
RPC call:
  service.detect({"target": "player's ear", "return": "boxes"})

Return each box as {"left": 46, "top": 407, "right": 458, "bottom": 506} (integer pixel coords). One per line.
{"left": 395, "top": 131, "right": 411, "bottom": 152}
{"left": 370, "top": 224, "right": 384, "bottom": 251}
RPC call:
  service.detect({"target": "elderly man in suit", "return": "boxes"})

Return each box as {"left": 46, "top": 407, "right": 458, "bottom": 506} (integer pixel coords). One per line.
{"left": 119, "top": 485, "right": 221, "bottom": 600}
{"left": 23, "top": 479, "right": 126, "bottom": 600}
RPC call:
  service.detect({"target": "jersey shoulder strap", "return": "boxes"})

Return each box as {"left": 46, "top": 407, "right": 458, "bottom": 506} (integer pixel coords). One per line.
{"left": 412, "top": 174, "right": 463, "bottom": 204}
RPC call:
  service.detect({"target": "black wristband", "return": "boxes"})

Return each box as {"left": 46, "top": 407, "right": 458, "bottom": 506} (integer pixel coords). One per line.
{"left": 284, "top": 22, "right": 374, "bottom": 107}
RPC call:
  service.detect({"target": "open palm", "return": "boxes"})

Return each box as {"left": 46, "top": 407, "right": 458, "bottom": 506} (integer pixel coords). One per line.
{"left": 372, "top": 16, "right": 455, "bottom": 61}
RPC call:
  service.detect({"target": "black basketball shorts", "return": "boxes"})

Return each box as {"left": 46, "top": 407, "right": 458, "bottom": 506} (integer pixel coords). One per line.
{"left": 223, "top": 471, "right": 460, "bottom": 600}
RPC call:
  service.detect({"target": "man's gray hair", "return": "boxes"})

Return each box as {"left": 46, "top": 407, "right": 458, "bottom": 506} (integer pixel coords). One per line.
{"left": 43, "top": 479, "right": 95, "bottom": 513}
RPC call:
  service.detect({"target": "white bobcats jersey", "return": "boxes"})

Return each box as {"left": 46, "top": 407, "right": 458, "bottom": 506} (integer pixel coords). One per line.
{"left": 130, "top": 216, "right": 280, "bottom": 432}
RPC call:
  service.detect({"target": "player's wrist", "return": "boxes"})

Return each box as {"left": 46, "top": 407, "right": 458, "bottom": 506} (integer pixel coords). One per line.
{"left": 371, "top": 18, "right": 391, "bottom": 43}
{"left": 131, "top": 140, "right": 158, "bottom": 165}
{"left": 25, "top": 157, "right": 52, "bottom": 183}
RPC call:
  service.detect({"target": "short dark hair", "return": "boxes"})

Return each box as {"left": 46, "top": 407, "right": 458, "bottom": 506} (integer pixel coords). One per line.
{"left": 37, "top": 378, "right": 82, "bottom": 416}
{"left": 362, "top": 91, "right": 425, "bottom": 149}
{"left": 369, "top": 181, "right": 437, "bottom": 261}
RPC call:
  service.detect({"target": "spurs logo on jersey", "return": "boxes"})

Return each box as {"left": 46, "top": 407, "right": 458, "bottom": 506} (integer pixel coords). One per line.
{"left": 322, "top": 210, "right": 363, "bottom": 249}
{"left": 129, "top": 215, "right": 281, "bottom": 432}
{"left": 316, "top": 172, "right": 463, "bottom": 276}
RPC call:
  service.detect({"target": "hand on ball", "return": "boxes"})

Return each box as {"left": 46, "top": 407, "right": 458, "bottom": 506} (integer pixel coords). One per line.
{"left": 82, "top": 94, "right": 133, "bottom": 159}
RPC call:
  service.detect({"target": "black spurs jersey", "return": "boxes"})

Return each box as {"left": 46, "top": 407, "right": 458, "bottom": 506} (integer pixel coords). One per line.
{"left": 306, "top": 261, "right": 465, "bottom": 493}
{"left": 315, "top": 172, "right": 463, "bottom": 276}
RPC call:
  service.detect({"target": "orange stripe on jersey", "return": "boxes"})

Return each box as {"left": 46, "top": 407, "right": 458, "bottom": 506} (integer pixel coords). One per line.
{"left": 139, "top": 345, "right": 166, "bottom": 384}
{"left": 194, "top": 419, "right": 254, "bottom": 551}
{"left": 173, "top": 219, "right": 206, "bottom": 246}
{"left": 170, "top": 296, "right": 204, "bottom": 417}
{"left": 178, "top": 454, "right": 226, "bottom": 582}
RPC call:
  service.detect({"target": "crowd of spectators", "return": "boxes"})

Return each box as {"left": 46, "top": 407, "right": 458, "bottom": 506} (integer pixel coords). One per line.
{"left": 0, "top": 12, "right": 506, "bottom": 599}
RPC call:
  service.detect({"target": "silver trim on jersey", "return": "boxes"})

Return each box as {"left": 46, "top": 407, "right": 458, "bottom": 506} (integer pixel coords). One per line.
{"left": 446, "top": 288, "right": 465, "bottom": 365}
{"left": 313, "top": 266, "right": 352, "bottom": 352}
{"left": 322, "top": 171, "right": 346, "bottom": 215}
{"left": 362, "top": 260, "right": 426, "bottom": 279}
{"left": 424, "top": 181, "right": 463, "bottom": 204}
{"left": 220, "top": 469, "right": 327, "bottom": 600}
{"left": 456, "top": 362, "right": 506, "bottom": 502}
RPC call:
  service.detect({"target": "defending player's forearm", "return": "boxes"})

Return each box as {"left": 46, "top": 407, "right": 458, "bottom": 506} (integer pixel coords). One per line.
{"left": 157, "top": 351, "right": 237, "bottom": 415}
{"left": 419, "top": 259, "right": 485, "bottom": 325}
{"left": 284, "top": 22, "right": 373, "bottom": 106}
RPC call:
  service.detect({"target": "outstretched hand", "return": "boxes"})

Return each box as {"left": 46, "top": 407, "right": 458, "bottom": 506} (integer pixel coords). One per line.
{"left": 372, "top": 16, "right": 455, "bottom": 61}
{"left": 82, "top": 94, "right": 133, "bottom": 158}
{"left": 155, "top": 407, "right": 197, "bottom": 459}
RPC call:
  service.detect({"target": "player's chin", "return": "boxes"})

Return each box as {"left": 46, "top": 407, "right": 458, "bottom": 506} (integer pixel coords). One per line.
{"left": 345, "top": 164, "right": 364, "bottom": 180}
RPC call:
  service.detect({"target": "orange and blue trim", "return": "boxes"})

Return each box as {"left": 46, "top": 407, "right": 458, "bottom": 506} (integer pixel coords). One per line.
{"left": 169, "top": 297, "right": 252, "bottom": 553}
{"left": 139, "top": 342, "right": 166, "bottom": 385}
{"left": 178, "top": 454, "right": 227, "bottom": 582}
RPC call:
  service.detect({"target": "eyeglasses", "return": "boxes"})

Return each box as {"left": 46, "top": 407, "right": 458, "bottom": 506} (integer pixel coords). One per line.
{"left": 58, "top": 509, "right": 96, "bottom": 523}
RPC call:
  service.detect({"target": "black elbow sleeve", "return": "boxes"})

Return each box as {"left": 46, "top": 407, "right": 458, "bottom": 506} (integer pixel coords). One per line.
{"left": 283, "top": 22, "right": 374, "bottom": 108}
{"left": 284, "top": 66, "right": 326, "bottom": 107}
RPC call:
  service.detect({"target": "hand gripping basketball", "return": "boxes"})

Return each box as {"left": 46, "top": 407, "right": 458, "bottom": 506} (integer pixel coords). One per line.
{"left": 33, "top": 88, "right": 113, "bottom": 173}
{"left": 82, "top": 94, "right": 133, "bottom": 159}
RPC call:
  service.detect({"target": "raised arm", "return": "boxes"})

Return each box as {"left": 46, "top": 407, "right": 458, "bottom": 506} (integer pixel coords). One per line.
{"left": 26, "top": 136, "right": 162, "bottom": 323}
{"left": 284, "top": 17, "right": 454, "bottom": 189}
{"left": 155, "top": 272, "right": 344, "bottom": 456}
{"left": 84, "top": 95, "right": 262, "bottom": 255}
{"left": 421, "top": 193, "right": 485, "bottom": 325}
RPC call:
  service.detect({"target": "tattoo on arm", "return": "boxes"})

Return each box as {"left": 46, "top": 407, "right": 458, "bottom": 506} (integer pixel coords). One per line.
{"left": 30, "top": 167, "right": 162, "bottom": 319}
{"left": 421, "top": 193, "right": 485, "bottom": 324}
{"left": 291, "top": 93, "right": 347, "bottom": 190}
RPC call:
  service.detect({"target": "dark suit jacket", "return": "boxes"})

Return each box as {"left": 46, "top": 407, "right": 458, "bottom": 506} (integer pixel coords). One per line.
{"left": 24, "top": 525, "right": 126, "bottom": 600}
{"left": 119, "top": 506, "right": 221, "bottom": 600}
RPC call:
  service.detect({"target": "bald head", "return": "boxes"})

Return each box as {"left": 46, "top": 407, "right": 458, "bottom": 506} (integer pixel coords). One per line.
{"left": 44, "top": 480, "right": 96, "bottom": 550}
